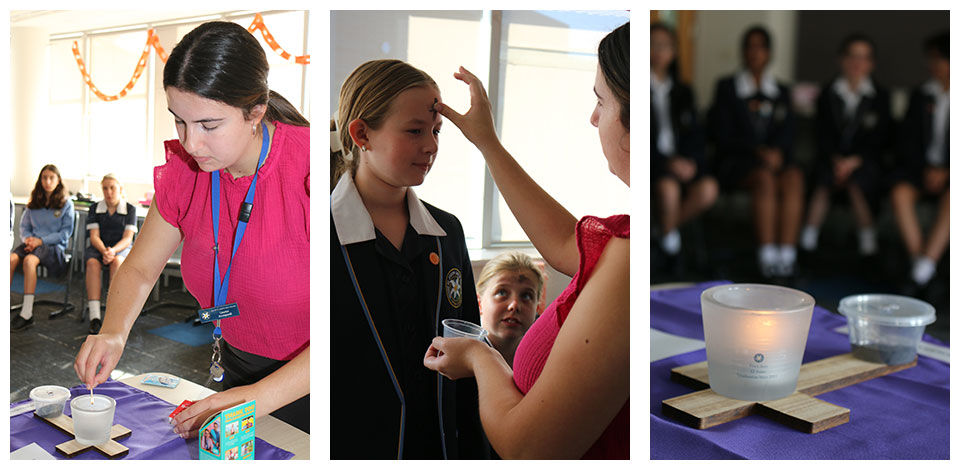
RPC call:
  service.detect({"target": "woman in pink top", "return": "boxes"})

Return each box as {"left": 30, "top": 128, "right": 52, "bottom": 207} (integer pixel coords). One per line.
{"left": 424, "top": 22, "right": 630, "bottom": 458}
{"left": 74, "top": 22, "right": 310, "bottom": 436}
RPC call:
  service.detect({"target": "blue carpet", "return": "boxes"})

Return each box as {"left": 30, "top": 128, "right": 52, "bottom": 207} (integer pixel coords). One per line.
{"left": 147, "top": 321, "right": 215, "bottom": 347}
{"left": 10, "top": 272, "right": 64, "bottom": 294}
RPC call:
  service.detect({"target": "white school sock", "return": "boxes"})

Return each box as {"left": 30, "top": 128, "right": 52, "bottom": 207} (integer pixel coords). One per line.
{"left": 88, "top": 300, "right": 102, "bottom": 321}
{"left": 20, "top": 294, "right": 35, "bottom": 320}
{"left": 912, "top": 256, "right": 936, "bottom": 286}
{"left": 800, "top": 225, "right": 819, "bottom": 251}
{"left": 758, "top": 244, "right": 779, "bottom": 278}
{"left": 778, "top": 244, "right": 797, "bottom": 277}
{"left": 661, "top": 229, "right": 681, "bottom": 255}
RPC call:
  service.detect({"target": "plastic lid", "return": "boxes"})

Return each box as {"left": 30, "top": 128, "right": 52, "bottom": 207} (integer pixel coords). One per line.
{"left": 29, "top": 385, "right": 70, "bottom": 401}
{"left": 837, "top": 294, "right": 936, "bottom": 327}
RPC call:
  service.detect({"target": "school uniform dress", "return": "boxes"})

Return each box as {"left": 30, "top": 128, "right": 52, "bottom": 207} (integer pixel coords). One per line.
{"left": 813, "top": 77, "right": 891, "bottom": 197}
{"left": 84, "top": 199, "right": 138, "bottom": 261}
{"left": 651, "top": 73, "right": 707, "bottom": 182}
{"left": 894, "top": 79, "right": 950, "bottom": 191}
{"left": 330, "top": 173, "right": 487, "bottom": 460}
{"left": 709, "top": 69, "right": 796, "bottom": 189}
{"left": 13, "top": 199, "right": 75, "bottom": 276}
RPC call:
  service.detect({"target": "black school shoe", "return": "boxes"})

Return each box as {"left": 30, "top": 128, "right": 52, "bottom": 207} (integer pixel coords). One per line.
{"left": 11, "top": 315, "right": 34, "bottom": 332}
{"left": 89, "top": 318, "right": 102, "bottom": 335}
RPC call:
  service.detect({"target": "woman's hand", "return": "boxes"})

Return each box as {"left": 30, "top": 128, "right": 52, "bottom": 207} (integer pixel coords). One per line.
{"left": 424, "top": 336, "right": 500, "bottom": 380}
{"left": 171, "top": 385, "right": 256, "bottom": 439}
{"left": 433, "top": 66, "right": 501, "bottom": 153}
{"left": 74, "top": 333, "right": 126, "bottom": 390}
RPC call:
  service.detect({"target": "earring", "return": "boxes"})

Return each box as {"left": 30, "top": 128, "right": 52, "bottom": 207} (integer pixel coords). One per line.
{"left": 361, "top": 145, "right": 367, "bottom": 152}
{"left": 252, "top": 124, "right": 257, "bottom": 135}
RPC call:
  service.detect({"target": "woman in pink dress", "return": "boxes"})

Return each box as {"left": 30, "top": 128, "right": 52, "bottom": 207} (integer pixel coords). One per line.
{"left": 424, "top": 22, "right": 630, "bottom": 459}
{"left": 73, "top": 21, "right": 310, "bottom": 437}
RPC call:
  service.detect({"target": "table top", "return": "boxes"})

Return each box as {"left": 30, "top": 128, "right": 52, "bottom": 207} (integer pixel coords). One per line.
{"left": 120, "top": 373, "right": 309, "bottom": 460}
{"left": 650, "top": 281, "right": 950, "bottom": 459}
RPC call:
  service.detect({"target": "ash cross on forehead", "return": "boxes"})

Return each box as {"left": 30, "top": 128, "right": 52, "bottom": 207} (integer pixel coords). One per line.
{"left": 431, "top": 98, "right": 438, "bottom": 119}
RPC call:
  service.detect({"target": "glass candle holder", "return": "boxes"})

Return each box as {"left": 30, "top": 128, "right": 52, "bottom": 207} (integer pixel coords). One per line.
{"left": 70, "top": 394, "right": 116, "bottom": 446}
{"left": 701, "top": 284, "right": 815, "bottom": 402}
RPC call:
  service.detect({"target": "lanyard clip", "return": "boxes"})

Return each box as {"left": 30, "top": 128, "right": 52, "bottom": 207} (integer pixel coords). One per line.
{"left": 238, "top": 202, "right": 253, "bottom": 223}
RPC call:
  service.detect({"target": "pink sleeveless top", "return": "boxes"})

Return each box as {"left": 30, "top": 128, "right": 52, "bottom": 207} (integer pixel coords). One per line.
{"left": 512, "top": 214, "right": 630, "bottom": 459}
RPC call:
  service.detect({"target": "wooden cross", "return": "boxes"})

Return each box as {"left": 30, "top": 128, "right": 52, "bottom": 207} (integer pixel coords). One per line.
{"left": 662, "top": 352, "right": 916, "bottom": 433}
{"left": 36, "top": 412, "right": 132, "bottom": 458}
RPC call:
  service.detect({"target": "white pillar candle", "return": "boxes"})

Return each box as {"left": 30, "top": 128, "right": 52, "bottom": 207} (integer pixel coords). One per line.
{"left": 701, "top": 284, "right": 815, "bottom": 402}
{"left": 70, "top": 395, "right": 116, "bottom": 446}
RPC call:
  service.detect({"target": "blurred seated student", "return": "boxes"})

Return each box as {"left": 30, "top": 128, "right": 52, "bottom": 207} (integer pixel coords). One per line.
{"left": 10, "top": 164, "right": 75, "bottom": 331}
{"left": 708, "top": 25, "right": 801, "bottom": 278}
{"left": 84, "top": 174, "right": 137, "bottom": 334}
{"left": 476, "top": 252, "right": 545, "bottom": 367}
{"left": 801, "top": 34, "right": 892, "bottom": 256}
{"left": 891, "top": 31, "right": 949, "bottom": 288}
{"left": 651, "top": 23, "right": 718, "bottom": 258}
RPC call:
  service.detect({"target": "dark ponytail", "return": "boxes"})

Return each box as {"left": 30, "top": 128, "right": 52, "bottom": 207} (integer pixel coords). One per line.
{"left": 163, "top": 21, "right": 309, "bottom": 127}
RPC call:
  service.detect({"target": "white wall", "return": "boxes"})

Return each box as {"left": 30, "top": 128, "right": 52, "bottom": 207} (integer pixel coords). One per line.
{"left": 692, "top": 11, "right": 797, "bottom": 111}
{"left": 10, "top": 27, "right": 52, "bottom": 198}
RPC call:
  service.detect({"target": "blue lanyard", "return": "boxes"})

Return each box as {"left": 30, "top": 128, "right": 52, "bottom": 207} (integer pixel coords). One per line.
{"left": 211, "top": 121, "right": 270, "bottom": 307}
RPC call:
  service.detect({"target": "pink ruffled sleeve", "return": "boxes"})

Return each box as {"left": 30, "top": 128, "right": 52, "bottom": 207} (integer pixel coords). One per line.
{"left": 153, "top": 139, "right": 202, "bottom": 229}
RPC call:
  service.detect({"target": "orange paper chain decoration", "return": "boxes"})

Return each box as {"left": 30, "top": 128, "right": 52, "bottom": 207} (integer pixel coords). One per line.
{"left": 248, "top": 13, "right": 310, "bottom": 65}
{"left": 73, "top": 14, "right": 309, "bottom": 102}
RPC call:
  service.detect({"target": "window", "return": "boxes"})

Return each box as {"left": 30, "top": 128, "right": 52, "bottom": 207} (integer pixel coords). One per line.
{"left": 330, "top": 10, "right": 629, "bottom": 249}
{"left": 46, "top": 11, "right": 310, "bottom": 189}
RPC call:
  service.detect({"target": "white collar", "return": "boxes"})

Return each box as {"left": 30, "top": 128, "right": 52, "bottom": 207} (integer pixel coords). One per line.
{"left": 95, "top": 199, "right": 128, "bottom": 215}
{"left": 833, "top": 76, "right": 876, "bottom": 98}
{"left": 331, "top": 172, "right": 447, "bottom": 245}
{"left": 923, "top": 79, "right": 949, "bottom": 99}
{"left": 650, "top": 71, "right": 673, "bottom": 94}
{"left": 735, "top": 69, "right": 780, "bottom": 99}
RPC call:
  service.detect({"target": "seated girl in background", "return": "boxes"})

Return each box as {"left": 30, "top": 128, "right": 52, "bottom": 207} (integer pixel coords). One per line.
{"left": 801, "top": 33, "right": 891, "bottom": 256}
{"left": 891, "top": 31, "right": 950, "bottom": 288}
{"left": 10, "top": 164, "right": 75, "bottom": 331}
{"left": 708, "top": 25, "right": 801, "bottom": 278}
{"left": 330, "top": 59, "right": 486, "bottom": 459}
{"left": 84, "top": 174, "right": 138, "bottom": 334}
{"left": 476, "top": 252, "right": 545, "bottom": 367}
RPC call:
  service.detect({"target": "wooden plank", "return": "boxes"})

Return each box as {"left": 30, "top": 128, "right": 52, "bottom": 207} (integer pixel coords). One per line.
{"left": 755, "top": 393, "right": 850, "bottom": 433}
{"left": 669, "top": 353, "right": 917, "bottom": 397}
{"left": 662, "top": 389, "right": 757, "bottom": 429}
{"left": 37, "top": 412, "right": 131, "bottom": 459}
{"left": 663, "top": 352, "right": 916, "bottom": 433}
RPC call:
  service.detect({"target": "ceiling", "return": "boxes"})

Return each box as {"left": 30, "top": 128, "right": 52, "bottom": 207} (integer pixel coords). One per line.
{"left": 9, "top": 10, "right": 244, "bottom": 35}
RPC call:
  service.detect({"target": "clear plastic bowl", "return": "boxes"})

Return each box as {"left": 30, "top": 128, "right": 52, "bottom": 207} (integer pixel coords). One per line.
{"left": 30, "top": 385, "right": 71, "bottom": 418}
{"left": 838, "top": 294, "right": 935, "bottom": 365}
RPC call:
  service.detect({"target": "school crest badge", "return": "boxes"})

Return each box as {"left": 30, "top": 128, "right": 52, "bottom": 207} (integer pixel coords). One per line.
{"left": 445, "top": 268, "right": 462, "bottom": 308}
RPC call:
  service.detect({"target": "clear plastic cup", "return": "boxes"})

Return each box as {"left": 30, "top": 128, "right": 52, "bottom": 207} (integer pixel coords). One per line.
{"left": 838, "top": 294, "right": 935, "bottom": 365}
{"left": 30, "top": 385, "right": 70, "bottom": 418}
{"left": 442, "top": 319, "right": 493, "bottom": 347}
{"left": 70, "top": 394, "right": 116, "bottom": 446}
{"left": 701, "top": 284, "right": 815, "bottom": 402}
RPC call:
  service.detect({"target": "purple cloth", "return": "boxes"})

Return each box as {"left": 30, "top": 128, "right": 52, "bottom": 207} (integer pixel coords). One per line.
{"left": 651, "top": 282, "right": 950, "bottom": 459}
{"left": 10, "top": 379, "right": 295, "bottom": 460}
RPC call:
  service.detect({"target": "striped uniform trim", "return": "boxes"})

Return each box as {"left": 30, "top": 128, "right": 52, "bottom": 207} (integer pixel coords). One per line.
{"left": 340, "top": 244, "right": 407, "bottom": 459}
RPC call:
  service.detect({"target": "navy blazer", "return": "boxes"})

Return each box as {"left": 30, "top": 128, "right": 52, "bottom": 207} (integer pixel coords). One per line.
{"left": 651, "top": 81, "right": 706, "bottom": 179}
{"left": 708, "top": 75, "right": 795, "bottom": 164}
{"left": 896, "top": 84, "right": 950, "bottom": 183}
{"left": 330, "top": 202, "right": 487, "bottom": 460}
{"left": 815, "top": 79, "right": 892, "bottom": 167}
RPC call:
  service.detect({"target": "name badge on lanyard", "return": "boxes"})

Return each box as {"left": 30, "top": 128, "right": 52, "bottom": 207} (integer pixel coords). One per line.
{"left": 196, "top": 121, "right": 270, "bottom": 324}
